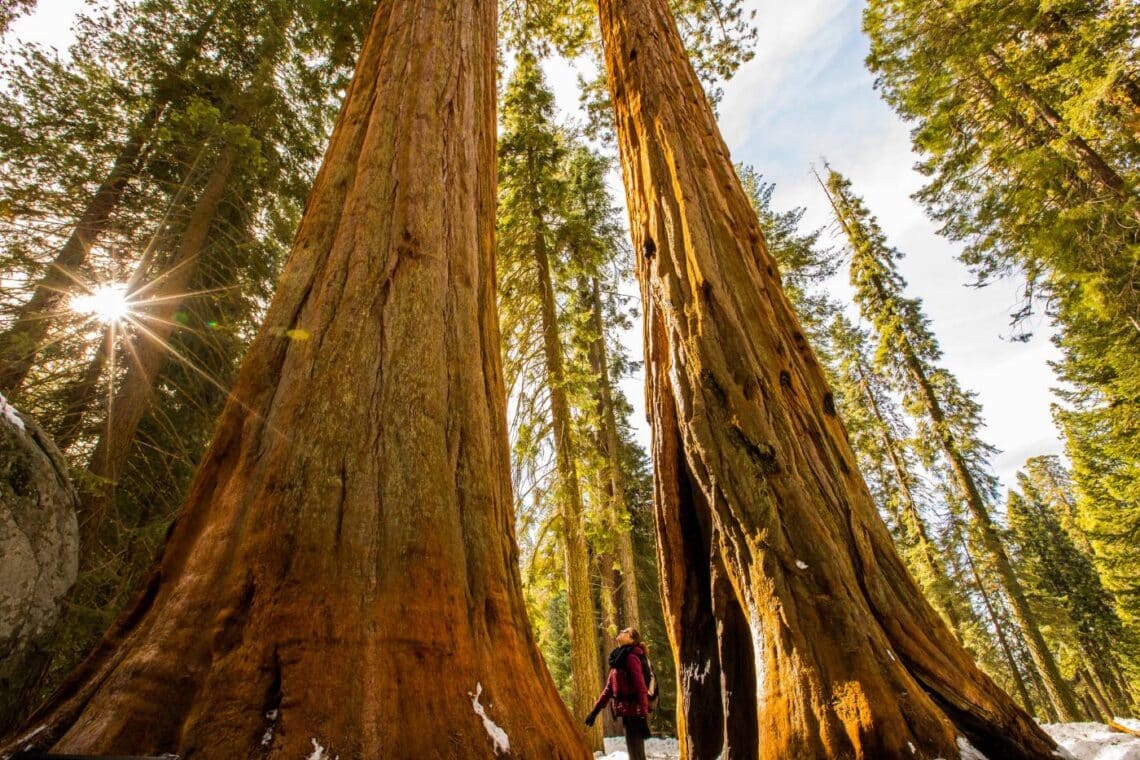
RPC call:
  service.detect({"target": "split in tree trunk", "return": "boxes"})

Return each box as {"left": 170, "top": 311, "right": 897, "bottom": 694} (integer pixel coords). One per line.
{"left": 596, "top": 0, "right": 1062, "bottom": 756}
{"left": 2, "top": 1, "right": 589, "bottom": 756}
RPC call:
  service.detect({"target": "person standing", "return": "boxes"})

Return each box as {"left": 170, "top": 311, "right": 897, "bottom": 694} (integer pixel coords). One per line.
{"left": 585, "top": 627, "right": 656, "bottom": 760}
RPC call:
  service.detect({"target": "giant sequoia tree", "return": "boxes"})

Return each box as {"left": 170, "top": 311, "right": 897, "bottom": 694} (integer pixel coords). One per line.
{"left": 595, "top": 0, "right": 1060, "bottom": 757}
{"left": 3, "top": 0, "right": 589, "bottom": 756}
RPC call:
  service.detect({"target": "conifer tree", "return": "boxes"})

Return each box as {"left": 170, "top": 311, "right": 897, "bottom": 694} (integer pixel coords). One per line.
{"left": 4, "top": 0, "right": 591, "bottom": 754}
{"left": 863, "top": 0, "right": 1140, "bottom": 634}
{"left": 0, "top": 0, "right": 34, "bottom": 34}
{"left": 738, "top": 166, "right": 837, "bottom": 342}
{"left": 562, "top": 147, "right": 642, "bottom": 632}
{"left": 820, "top": 165, "right": 1083, "bottom": 721}
{"left": 0, "top": 0, "right": 223, "bottom": 393}
{"left": 1010, "top": 456, "right": 1137, "bottom": 711}
{"left": 0, "top": 0, "right": 375, "bottom": 726}
{"left": 497, "top": 49, "right": 602, "bottom": 749}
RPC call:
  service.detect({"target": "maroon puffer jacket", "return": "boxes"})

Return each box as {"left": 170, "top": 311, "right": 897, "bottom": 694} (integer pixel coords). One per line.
{"left": 590, "top": 644, "right": 650, "bottom": 718}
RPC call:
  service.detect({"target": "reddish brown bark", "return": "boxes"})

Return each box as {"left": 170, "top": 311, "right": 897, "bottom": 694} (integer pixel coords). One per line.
{"left": 596, "top": 0, "right": 1062, "bottom": 757}
{"left": 2, "top": 1, "right": 589, "bottom": 757}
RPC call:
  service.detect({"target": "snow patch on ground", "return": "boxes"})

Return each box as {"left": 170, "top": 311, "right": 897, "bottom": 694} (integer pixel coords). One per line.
{"left": 593, "top": 723, "right": 1140, "bottom": 760}
{"left": 16, "top": 724, "right": 47, "bottom": 750}
{"left": 957, "top": 736, "right": 989, "bottom": 760}
{"left": 596, "top": 736, "right": 681, "bottom": 760}
{"left": 0, "top": 392, "right": 25, "bottom": 432}
{"left": 470, "top": 682, "right": 510, "bottom": 755}
{"left": 1044, "top": 722, "right": 1140, "bottom": 760}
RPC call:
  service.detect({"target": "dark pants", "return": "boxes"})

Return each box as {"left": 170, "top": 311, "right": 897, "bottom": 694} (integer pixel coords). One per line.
{"left": 623, "top": 716, "right": 649, "bottom": 760}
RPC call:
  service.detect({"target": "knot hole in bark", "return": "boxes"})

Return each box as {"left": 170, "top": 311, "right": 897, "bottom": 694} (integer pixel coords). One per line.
{"left": 396, "top": 227, "right": 422, "bottom": 260}
{"left": 823, "top": 393, "right": 837, "bottom": 417}
{"left": 792, "top": 332, "right": 806, "bottom": 351}
{"left": 643, "top": 237, "right": 656, "bottom": 260}
{"left": 701, "top": 368, "right": 728, "bottom": 408}
{"left": 779, "top": 370, "right": 792, "bottom": 389}
{"left": 629, "top": 47, "right": 638, "bottom": 62}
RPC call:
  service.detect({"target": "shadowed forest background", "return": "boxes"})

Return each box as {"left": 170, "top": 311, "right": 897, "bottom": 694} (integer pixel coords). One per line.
{"left": 0, "top": 0, "right": 1136, "bottom": 757}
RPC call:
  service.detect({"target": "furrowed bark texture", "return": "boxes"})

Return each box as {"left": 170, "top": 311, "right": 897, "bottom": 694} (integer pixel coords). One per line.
{"left": 3, "top": 1, "right": 589, "bottom": 757}
{"left": 596, "top": 0, "right": 1061, "bottom": 757}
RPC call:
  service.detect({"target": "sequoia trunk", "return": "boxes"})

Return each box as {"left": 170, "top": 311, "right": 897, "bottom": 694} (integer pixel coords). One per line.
{"left": 3, "top": 1, "right": 589, "bottom": 756}
{"left": 596, "top": 0, "right": 1061, "bottom": 757}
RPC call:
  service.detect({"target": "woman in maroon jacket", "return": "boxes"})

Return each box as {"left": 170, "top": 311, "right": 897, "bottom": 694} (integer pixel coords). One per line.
{"left": 585, "top": 627, "right": 653, "bottom": 760}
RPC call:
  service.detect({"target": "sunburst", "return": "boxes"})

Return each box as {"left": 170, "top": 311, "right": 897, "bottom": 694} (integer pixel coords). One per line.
{"left": 70, "top": 282, "right": 133, "bottom": 324}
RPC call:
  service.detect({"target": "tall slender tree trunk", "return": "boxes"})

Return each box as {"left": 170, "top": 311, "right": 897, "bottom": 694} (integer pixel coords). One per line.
{"left": 930, "top": 0, "right": 1131, "bottom": 202}
{"left": 907, "top": 361, "right": 1082, "bottom": 722}
{"left": 50, "top": 330, "right": 110, "bottom": 451}
{"left": 0, "top": 10, "right": 219, "bottom": 394}
{"left": 584, "top": 275, "right": 640, "bottom": 628}
{"left": 532, "top": 205, "right": 604, "bottom": 751}
{"left": 821, "top": 175, "right": 1085, "bottom": 723}
{"left": 76, "top": 145, "right": 236, "bottom": 555}
{"left": 596, "top": 0, "right": 1060, "bottom": 757}
{"left": 1, "top": 1, "right": 589, "bottom": 756}
{"left": 1080, "top": 664, "right": 1116, "bottom": 719}
{"left": 850, "top": 360, "right": 967, "bottom": 637}
{"left": 980, "top": 50, "right": 1130, "bottom": 200}
{"left": 954, "top": 524, "right": 1038, "bottom": 716}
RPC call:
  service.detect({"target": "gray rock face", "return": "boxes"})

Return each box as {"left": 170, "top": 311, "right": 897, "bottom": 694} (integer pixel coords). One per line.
{"left": 0, "top": 394, "right": 78, "bottom": 729}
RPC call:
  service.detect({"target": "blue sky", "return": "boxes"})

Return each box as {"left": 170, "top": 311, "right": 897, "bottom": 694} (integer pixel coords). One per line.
{"left": 10, "top": 0, "right": 1066, "bottom": 491}
{"left": 544, "top": 0, "right": 1066, "bottom": 490}
{"left": 726, "top": 0, "right": 1065, "bottom": 487}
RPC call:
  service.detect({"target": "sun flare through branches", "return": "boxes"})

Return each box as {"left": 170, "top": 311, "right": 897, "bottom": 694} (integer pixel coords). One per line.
{"left": 70, "top": 283, "right": 133, "bottom": 324}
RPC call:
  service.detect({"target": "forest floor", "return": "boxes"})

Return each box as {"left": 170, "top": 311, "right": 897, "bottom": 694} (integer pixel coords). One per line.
{"left": 594, "top": 718, "right": 1140, "bottom": 760}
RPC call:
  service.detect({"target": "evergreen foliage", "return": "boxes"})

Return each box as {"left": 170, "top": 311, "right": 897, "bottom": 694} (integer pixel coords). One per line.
{"left": 1009, "top": 456, "right": 1137, "bottom": 710}
{"left": 496, "top": 49, "right": 675, "bottom": 733}
{"left": 822, "top": 164, "right": 1084, "bottom": 719}
{"left": 863, "top": 0, "right": 1140, "bottom": 646}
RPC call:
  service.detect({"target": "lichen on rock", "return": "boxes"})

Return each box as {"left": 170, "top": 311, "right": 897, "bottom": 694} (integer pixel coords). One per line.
{"left": 0, "top": 395, "right": 78, "bottom": 732}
